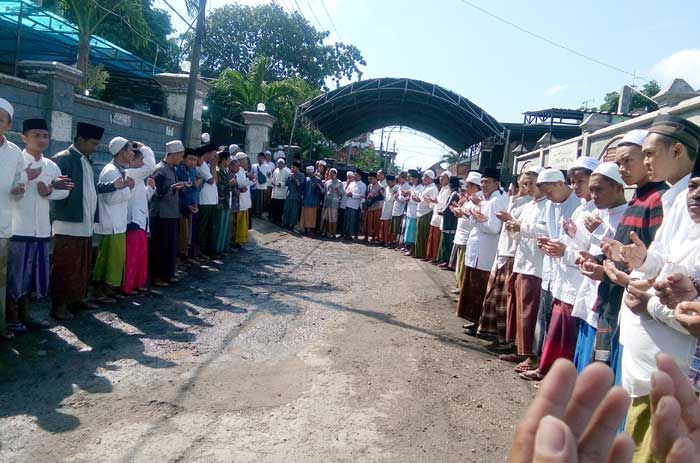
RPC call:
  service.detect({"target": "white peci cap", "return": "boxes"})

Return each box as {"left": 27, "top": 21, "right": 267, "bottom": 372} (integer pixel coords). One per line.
{"left": 165, "top": 139, "right": 184, "bottom": 154}
{"left": 423, "top": 169, "right": 436, "bottom": 180}
{"left": 537, "top": 168, "right": 565, "bottom": 184}
{"left": 522, "top": 165, "right": 543, "bottom": 175}
{"left": 108, "top": 136, "right": 129, "bottom": 155}
{"left": 571, "top": 156, "right": 600, "bottom": 172}
{"left": 466, "top": 171, "right": 482, "bottom": 185}
{"left": 619, "top": 129, "right": 648, "bottom": 148}
{"left": 0, "top": 98, "right": 14, "bottom": 119}
{"left": 593, "top": 161, "right": 624, "bottom": 185}
{"left": 228, "top": 143, "right": 240, "bottom": 155}
{"left": 234, "top": 152, "right": 248, "bottom": 160}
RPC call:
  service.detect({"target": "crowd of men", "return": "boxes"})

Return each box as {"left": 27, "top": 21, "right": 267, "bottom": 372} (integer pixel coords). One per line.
{"left": 4, "top": 91, "right": 700, "bottom": 461}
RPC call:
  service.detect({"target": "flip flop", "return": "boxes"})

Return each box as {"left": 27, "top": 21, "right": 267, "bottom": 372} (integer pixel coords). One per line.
{"left": 514, "top": 363, "right": 538, "bottom": 373}
{"left": 499, "top": 353, "right": 525, "bottom": 363}
{"left": 519, "top": 370, "right": 545, "bottom": 381}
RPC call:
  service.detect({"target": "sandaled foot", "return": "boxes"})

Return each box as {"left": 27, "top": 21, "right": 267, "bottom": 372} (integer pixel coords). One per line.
{"left": 519, "top": 370, "right": 545, "bottom": 381}
{"left": 499, "top": 353, "right": 526, "bottom": 363}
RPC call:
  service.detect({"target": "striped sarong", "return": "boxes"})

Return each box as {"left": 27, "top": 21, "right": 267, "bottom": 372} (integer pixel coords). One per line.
{"left": 7, "top": 238, "right": 50, "bottom": 299}
{"left": 477, "top": 257, "right": 514, "bottom": 342}
{"left": 414, "top": 212, "right": 433, "bottom": 258}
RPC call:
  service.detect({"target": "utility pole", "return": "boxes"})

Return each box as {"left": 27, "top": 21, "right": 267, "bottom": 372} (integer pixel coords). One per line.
{"left": 182, "top": 0, "right": 207, "bottom": 145}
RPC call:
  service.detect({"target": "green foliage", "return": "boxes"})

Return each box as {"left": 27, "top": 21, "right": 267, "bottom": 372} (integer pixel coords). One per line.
{"left": 85, "top": 63, "right": 109, "bottom": 99}
{"left": 208, "top": 56, "right": 321, "bottom": 144}
{"left": 440, "top": 151, "right": 466, "bottom": 166}
{"left": 352, "top": 148, "right": 382, "bottom": 172}
{"left": 598, "top": 80, "right": 661, "bottom": 113}
{"left": 190, "top": 3, "right": 365, "bottom": 88}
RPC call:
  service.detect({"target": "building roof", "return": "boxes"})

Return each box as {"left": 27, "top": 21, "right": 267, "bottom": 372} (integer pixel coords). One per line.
{"left": 0, "top": 0, "right": 160, "bottom": 79}
{"left": 299, "top": 77, "right": 506, "bottom": 153}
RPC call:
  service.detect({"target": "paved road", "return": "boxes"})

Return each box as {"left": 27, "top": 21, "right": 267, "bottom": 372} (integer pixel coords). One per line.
{"left": 0, "top": 219, "right": 533, "bottom": 462}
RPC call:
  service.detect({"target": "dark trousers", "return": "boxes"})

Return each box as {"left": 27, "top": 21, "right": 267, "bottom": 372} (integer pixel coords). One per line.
{"left": 270, "top": 198, "right": 284, "bottom": 223}
{"left": 198, "top": 205, "right": 216, "bottom": 254}
{"left": 150, "top": 217, "right": 179, "bottom": 280}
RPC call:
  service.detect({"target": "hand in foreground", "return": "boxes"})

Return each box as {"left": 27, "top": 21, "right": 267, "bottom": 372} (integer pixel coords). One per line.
{"left": 542, "top": 239, "right": 566, "bottom": 258}
{"left": 650, "top": 353, "right": 700, "bottom": 463}
{"left": 36, "top": 181, "right": 51, "bottom": 197}
{"left": 623, "top": 280, "right": 652, "bottom": 316}
{"left": 601, "top": 238, "right": 625, "bottom": 263}
{"left": 584, "top": 215, "right": 603, "bottom": 233}
{"left": 25, "top": 165, "right": 42, "bottom": 181}
{"left": 563, "top": 219, "right": 577, "bottom": 238}
{"left": 509, "top": 359, "right": 633, "bottom": 463}
{"left": 603, "top": 259, "right": 630, "bottom": 288}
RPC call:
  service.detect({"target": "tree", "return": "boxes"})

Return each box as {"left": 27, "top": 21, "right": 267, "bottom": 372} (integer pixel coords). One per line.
{"left": 440, "top": 151, "right": 466, "bottom": 166}
{"left": 352, "top": 148, "right": 382, "bottom": 172}
{"left": 598, "top": 80, "right": 661, "bottom": 113}
{"left": 189, "top": 3, "right": 365, "bottom": 88}
{"left": 207, "top": 56, "right": 321, "bottom": 146}
{"left": 52, "top": 0, "right": 151, "bottom": 88}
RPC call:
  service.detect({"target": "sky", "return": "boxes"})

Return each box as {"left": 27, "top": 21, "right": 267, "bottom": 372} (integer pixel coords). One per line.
{"left": 162, "top": 0, "right": 700, "bottom": 169}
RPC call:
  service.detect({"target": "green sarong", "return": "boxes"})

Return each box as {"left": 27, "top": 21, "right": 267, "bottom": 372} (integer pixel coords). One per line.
{"left": 414, "top": 211, "right": 433, "bottom": 258}
{"left": 93, "top": 233, "right": 126, "bottom": 287}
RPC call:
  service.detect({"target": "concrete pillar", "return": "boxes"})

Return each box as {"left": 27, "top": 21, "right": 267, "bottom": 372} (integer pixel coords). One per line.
{"left": 241, "top": 111, "right": 276, "bottom": 154}
{"left": 154, "top": 73, "right": 209, "bottom": 147}
{"left": 18, "top": 60, "right": 82, "bottom": 153}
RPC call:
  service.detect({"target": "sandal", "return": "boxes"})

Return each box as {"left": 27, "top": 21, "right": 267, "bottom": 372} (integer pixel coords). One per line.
{"left": 519, "top": 370, "right": 545, "bottom": 381}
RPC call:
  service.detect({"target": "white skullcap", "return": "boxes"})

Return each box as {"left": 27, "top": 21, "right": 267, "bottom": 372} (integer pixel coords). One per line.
{"left": 330, "top": 168, "right": 338, "bottom": 174}
{"left": 306, "top": 166, "right": 315, "bottom": 172}
{"left": 423, "top": 170, "right": 436, "bottom": 180}
{"left": 537, "top": 168, "right": 565, "bottom": 184}
{"left": 165, "top": 139, "right": 184, "bottom": 154}
{"left": 108, "top": 136, "right": 129, "bottom": 155}
{"left": 347, "top": 171, "right": 355, "bottom": 177}
{"left": 317, "top": 160, "right": 327, "bottom": 166}
{"left": 619, "top": 129, "right": 648, "bottom": 148}
{"left": 200, "top": 132, "right": 210, "bottom": 144}
{"left": 523, "top": 165, "right": 543, "bottom": 175}
{"left": 440, "top": 170, "right": 451, "bottom": 178}
{"left": 276, "top": 158, "right": 286, "bottom": 164}
{"left": 0, "top": 98, "right": 14, "bottom": 119}
{"left": 593, "top": 161, "right": 624, "bottom": 185}
{"left": 234, "top": 152, "right": 248, "bottom": 160}
{"left": 571, "top": 156, "right": 599, "bottom": 172}
{"left": 228, "top": 144, "right": 240, "bottom": 155}
{"left": 264, "top": 150, "right": 271, "bottom": 155}
{"left": 466, "top": 171, "right": 482, "bottom": 185}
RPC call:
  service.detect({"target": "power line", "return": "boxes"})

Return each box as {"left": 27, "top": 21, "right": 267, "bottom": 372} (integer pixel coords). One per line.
{"left": 456, "top": 0, "right": 642, "bottom": 79}
{"left": 318, "top": 0, "right": 342, "bottom": 42}
{"left": 298, "top": 0, "right": 324, "bottom": 31}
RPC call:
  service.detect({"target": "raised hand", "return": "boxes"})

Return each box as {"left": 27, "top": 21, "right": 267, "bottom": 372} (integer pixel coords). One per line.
{"left": 36, "top": 181, "right": 51, "bottom": 197}
{"left": 655, "top": 273, "right": 699, "bottom": 310}
{"left": 674, "top": 302, "right": 700, "bottom": 337}
{"left": 603, "top": 259, "right": 630, "bottom": 288}
{"left": 601, "top": 238, "right": 625, "bottom": 263}
{"left": 623, "top": 280, "right": 652, "bottom": 315}
{"left": 543, "top": 239, "right": 566, "bottom": 258}
{"left": 510, "top": 359, "right": 633, "bottom": 463}
{"left": 563, "top": 219, "right": 577, "bottom": 238}
{"left": 496, "top": 210, "right": 513, "bottom": 222}
{"left": 51, "top": 175, "right": 74, "bottom": 190}
{"left": 584, "top": 215, "right": 603, "bottom": 233}
{"left": 126, "top": 177, "right": 136, "bottom": 189}
{"left": 620, "top": 231, "right": 648, "bottom": 270}
{"left": 147, "top": 177, "right": 155, "bottom": 189}
{"left": 10, "top": 183, "right": 25, "bottom": 196}
{"left": 650, "top": 353, "right": 700, "bottom": 463}
{"left": 113, "top": 177, "right": 126, "bottom": 189}
{"left": 25, "top": 165, "right": 42, "bottom": 181}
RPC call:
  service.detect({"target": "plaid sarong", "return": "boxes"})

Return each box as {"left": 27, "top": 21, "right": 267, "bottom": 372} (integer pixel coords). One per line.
{"left": 477, "top": 257, "right": 514, "bottom": 342}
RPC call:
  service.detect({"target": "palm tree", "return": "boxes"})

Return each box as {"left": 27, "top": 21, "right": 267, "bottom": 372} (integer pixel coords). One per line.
{"left": 60, "top": 0, "right": 150, "bottom": 89}
{"left": 209, "top": 56, "right": 320, "bottom": 141}
{"left": 440, "top": 151, "right": 467, "bottom": 167}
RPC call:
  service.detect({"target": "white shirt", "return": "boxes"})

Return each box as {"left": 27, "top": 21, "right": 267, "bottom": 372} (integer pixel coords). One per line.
{"left": 636, "top": 174, "right": 692, "bottom": 280}
{"left": 265, "top": 162, "right": 276, "bottom": 188}
{"left": 125, "top": 146, "right": 156, "bottom": 231}
{"left": 550, "top": 199, "right": 595, "bottom": 305}
{"left": 0, "top": 137, "right": 26, "bottom": 238}
{"left": 621, "top": 222, "right": 700, "bottom": 398}
{"left": 513, "top": 196, "right": 548, "bottom": 278}
{"left": 94, "top": 161, "right": 131, "bottom": 235}
{"left": 272, "top": 167, "right": 291, "bottom": 199}
{"left": 465, "top": 189, "right": 508, "bottom": 271}
{"left": 541, "top": 191, "right": 583, "bottom": 292}
{"left": 453, "top": 197, "right": 480, "bottom": 246}
{"left": 345, "top": 180, "right": 367, "bottom": 210}
{"left": 52, "top": 146, "right": 98, "bottom": 238}
{"left": 197, "top": 163, "right": 218, "bottom": 206}
{"left": 237, "top": 168, "right": 253, "bottom": 211}
{"left": 571, "top": 202, "right": 628, "bottom": 325}
{"left": 407, "top": 184, "right": 423, "bottom": 219}
{"left": 381, "top": 184, "right": 398, "bottom": 220}
{"left": 495, "top": 195, "right": 532, "bottom": 267}
{"left": 252, "top": 162, "right": 273, "bottom": 190}
{"left": 431, "top": 186, "right": 451, "bottom": 228}
{"left": 11, "top": 151, "right": 69, "bottom": 238}
{"left": 417, "top": 183, "right": 438, "bottom": 217}
{"left": 392, "top": 182, "right": 411, "bottom": 216}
